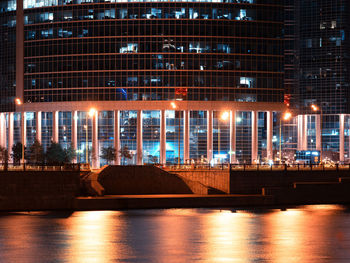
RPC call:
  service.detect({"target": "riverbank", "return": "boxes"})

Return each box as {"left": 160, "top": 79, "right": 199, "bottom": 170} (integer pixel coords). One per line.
{"left": 74, "top": 194, "right": 274, "bottom": 210}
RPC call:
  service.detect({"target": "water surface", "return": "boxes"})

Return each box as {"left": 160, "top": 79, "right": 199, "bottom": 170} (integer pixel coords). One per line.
{"left": 0, "top": 205, "right": 349, "bottom": 262}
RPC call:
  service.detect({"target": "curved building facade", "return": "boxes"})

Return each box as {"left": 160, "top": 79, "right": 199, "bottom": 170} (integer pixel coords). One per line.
{"left": 0, "top": 0, "right": 285, "bottom": 167}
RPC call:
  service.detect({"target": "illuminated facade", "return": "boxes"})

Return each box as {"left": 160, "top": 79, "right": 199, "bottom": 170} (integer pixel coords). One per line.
{"left": 295, "top": 0, "right": 350, "bottom": 162}
{"left": 0, "top": 0, "right": 285, "bottom": 167}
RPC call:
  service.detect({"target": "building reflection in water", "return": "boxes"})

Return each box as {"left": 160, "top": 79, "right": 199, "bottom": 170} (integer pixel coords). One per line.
{"left": 66, "top": 211, "right": 128, "bottom": 263}
{"left": 0, "top": 206, "right": 350, "bottom": 262}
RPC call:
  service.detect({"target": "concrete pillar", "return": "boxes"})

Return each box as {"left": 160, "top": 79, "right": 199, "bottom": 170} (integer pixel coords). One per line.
{"left": 251, "top": 111, "right": 258, "bottom": 163}
{"left": 92, "top": 111, "right": 99, "bottom": 168}
{"left": 136, "top": 110, "right": 143, "bottom": 165}
{"left": 36, "top": 111, "right": 42, "bottom": 143}
{"left": 315, "top": 114, "right": 321, "bottom": 151}
{"left": 8, "top": 112, "right": 14, "bottom": 157}
{"left": 340, "top": 114, "right": 345, "bottom": 162}
{"left": 0, "top": 113, "right": 6, "bottom": 148}
{"left": 303, "top": 115, "right": 308, "bottom": 150}
{"left": 21, "top": 112, "right": 26, "bottom": 164}
{"left": 207, "top": 110, "right": 213, "bottom": 163}
{"left": 52, "top": 111, "right": 59, "bottom": 143}
{"left": 160, "top": 110, "right": 166, "bottom": 165}
{"left": 230, "top": 110, "right": 236, "bottom": 163}
{"left": 184, "top": 110, "right": 190, "bottom": 163}
{"left": 72, "top": 111, "right": 78, "bottom": 162}
{"left": 297, "top": 115, "right": 303, "bottom": 150}
{"left": 114, "top": 110, "right": 120, "bottom": 165}
{"left": 266, "top": 111, "right": 273, "bottom": 160}
{"left": 21, "top": 112, "right": 26, "bottom": 146}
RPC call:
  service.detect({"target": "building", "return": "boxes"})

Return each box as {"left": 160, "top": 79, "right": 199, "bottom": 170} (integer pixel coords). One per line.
{"left": 294, "top": 0, "right": 350, "bottom": 162}
{"left": 0, "top": 0, "right": 285, "bottom": 167}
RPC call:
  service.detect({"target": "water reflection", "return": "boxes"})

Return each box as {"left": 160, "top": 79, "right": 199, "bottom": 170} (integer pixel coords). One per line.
{"left": 0, "top": 206, "right": 350, "bottom": 262}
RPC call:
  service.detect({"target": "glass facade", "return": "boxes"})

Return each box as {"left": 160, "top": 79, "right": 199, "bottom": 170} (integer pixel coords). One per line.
{"left": 21, "top": 1, "right": 284, "bottom": 104}
{"left": 98, "top": 111, "right": 114, "bottom": 166}
{"left": 235, "top": 111, "right": 251, "bottom": 162}
{"left": 142, "top": 110, "right": 160, "bottom": 164}
{"left": 25, "top": 112, "right": 36, "bottom": 147}
{"left": 41, "top": 112, "right": 53, "bottom": 151}
{"left": 58, "top": 111, "right": 72, "bottom": 149}
{"left": 298, "top": 0, "right": 350, "bottom": 115}
{"left": 165, "top": 110, "right": 184, "bottom": 164}
{"left": 213, "top": 111, "right": 230, "bottom": 163}
{"left": 77, "top": 111, "right": 92, "bottom": 163}
{"left": 119, "top": 110, "right": 137, "bottom": 164}
{"left": 189, "top": 110, "right": 207, "bottom": 162}
{"left": 0, "top": 0, "right": 16, "bottom": 112}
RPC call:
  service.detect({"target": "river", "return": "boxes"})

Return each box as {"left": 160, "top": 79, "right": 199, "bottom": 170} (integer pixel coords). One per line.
{"left": 0, "top": 205, "right": 350, "bottom": 262}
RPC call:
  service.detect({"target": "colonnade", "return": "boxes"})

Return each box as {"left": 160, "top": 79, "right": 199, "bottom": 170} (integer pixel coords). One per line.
{"left": 297, "top": 114, "right": 347, "bottom": 162}
{"left": 0, "top": 110, "right": 275, "bottom": 168}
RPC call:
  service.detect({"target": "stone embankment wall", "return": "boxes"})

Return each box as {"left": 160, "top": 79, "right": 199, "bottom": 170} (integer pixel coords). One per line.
{"left": 98, "top": 165, "right": 196, "bottom": 194}
{"left": 0, "top": 171, "right": 80, "bottom": 211}
{"left": 230, "top": 170, "right": 350, "bottom": 194}
{"left": 173, "top": 170, "right": 230, "bottom": 194}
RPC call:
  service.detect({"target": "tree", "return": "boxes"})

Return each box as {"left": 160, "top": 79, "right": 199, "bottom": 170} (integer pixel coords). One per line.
{"left": 28, "top": 139, "right": 44, "bottom": 164}
{"left": 148, "top": 155, "right": 159, "bottom": 164}
{"left": 100, "top": 146, "right": 116, "bottom": 165}
{"left": 11, "top": 142, "right": 24, "bottom": 165}
{"left": 119, "top": 145, "right": 133, "bottom": 165}
{"left": 0, "top": 146, "right": 9, "bottom": 170}
{"left": 46, "top": 141, "right": 65, "bottom": 165}
{"left": 64, "top": 143, "right": 76, "bottom": 163}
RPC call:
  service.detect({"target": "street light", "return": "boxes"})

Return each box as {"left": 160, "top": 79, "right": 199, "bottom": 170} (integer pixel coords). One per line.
{"left": 85, "top": 108, "right": 96, "bottom": 165}
{"left": 218, "top": 111, "right": 229, "bottom": 164}
{"left": 279, "top": 111, "right": 292, "bottom": 162}
{"left": 15, "top": 98, "right": 25, "bottom": 165}
{"left": 311, "top": 104, "right": 323, "bottom": 162}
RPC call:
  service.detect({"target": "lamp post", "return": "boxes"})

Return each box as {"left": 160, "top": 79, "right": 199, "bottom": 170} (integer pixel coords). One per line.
{"left": 85, "top": 108, "right": 96, "bottom": 165}
{"left": 311, "top": 104, "right": 322, "bottom": 162}
{"left": 218, "top": 111, "right": 229, "bottom": 164}
{"left": 15, "top": 98, "right": 25, "bottom": 165}
{"left": 279, "top": 112, "right": 292, "bottom": 163}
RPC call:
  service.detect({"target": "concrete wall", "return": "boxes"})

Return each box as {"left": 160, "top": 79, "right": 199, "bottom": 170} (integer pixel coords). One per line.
{"left": 173, "top": 170, "right": 230, "bottom": 194}
{"left": 0, "top": 171, "right": 80, "bottom": 211}
{"left": 230, "top": 170, "right": 350, "bottom": 194}
{"left": 98, "top": 165, "right": 195, "bottom": 194}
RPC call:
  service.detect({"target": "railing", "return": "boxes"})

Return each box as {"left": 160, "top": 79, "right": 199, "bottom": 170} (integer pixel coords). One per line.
{"left": 0, "top": 163, "right": 84, "bottom": 172}
{"left": 163, "top": 163, "right": 350, "bottom": 172}
{"left": 229, "top": 163, "right": 350, "bottom": 172}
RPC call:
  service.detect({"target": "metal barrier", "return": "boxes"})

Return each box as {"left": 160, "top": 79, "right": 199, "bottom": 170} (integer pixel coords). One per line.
{"left": 0, "top": 163, "right": 83, "bottom": 172}
{"left": 163, "top": 163, "right": 350, "bottom": 172}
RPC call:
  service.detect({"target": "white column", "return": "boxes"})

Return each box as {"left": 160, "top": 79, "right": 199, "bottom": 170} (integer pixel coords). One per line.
{"left": 297, "top": 115, "right": 303, "bottom": 150}
{"left": 160, "top": 110, "right": 166, "bottom": 165}
{"left": 52, "top": 111, "right": 59, "bottom": 143}
{"left": 0, "top": 113, "right": 6, "bottom": 148}
{"left": 230, "top": 110, "right": 236, "bottom": 163}
{"left": 302, "top": 115, "right": 308, "bottom": 150}
{"left": 21, "top": 112, "right": 26, "bottom": 147}
{"left": 315, "top": 114, "right": 321, "bottom": 151}
{"left": 340, "top": 114, "right": 345, "bottom": 162}
{"left": 36, "top": 111, "right": 42, "bottom": 143}
{"left": 72, "top": 111, "right": 78, "bottom": 163}
{"left": 114, "top": 110, "right": 120, "bottom": 165}
{"left": 266, "top": 111, "right": 273, "bottom": 160}
{"left": 92, "top": 111, "right": 99, "bottom": 168}
{"left": 184, "top": 110, "right": 190, "bottom": 163}
{"left": 207, "top": 110, "right": 213, "bottom": 163}
{"left": 8, "top": 112, "right": 14, "bottom": 157}
{"left": 251, "top": 111, "right": 258, "bottom": 163}
{"left": 136, "top": 110, "right": 143, "bottom": 165}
